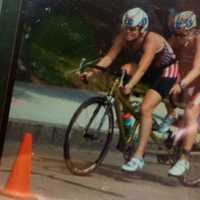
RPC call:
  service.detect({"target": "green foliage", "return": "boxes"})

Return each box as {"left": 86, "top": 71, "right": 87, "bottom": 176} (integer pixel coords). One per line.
{"left": 24, "top": 14, "right": 98, "bottom": 86}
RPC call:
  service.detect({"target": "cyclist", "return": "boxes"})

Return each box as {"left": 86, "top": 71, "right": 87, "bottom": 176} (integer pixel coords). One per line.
{"left": 81, "top": 8, "right": 179, "bottom": 172}
{"left": 158, "top": 11, "right": 200, "bottom": 133}
{"left": 165, "top": 11, "right": 200, "bottom": 176}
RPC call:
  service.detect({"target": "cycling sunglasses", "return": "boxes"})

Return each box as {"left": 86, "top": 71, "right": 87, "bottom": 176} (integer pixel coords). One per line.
{"left": 124, "top": 26, "right": 140, "bottom": 32}
{"left": 174, "top": 29, "right": 189, "bottom": 37}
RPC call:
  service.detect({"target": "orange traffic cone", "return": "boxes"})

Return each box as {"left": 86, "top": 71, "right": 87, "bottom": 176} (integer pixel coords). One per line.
{"left": 0, "top": 133, "right": 37, "bottom": 200}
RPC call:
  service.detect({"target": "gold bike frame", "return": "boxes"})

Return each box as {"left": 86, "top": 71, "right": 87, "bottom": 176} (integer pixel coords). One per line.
{"left": 106, "top": 76, "right": 175, "bottom": 156}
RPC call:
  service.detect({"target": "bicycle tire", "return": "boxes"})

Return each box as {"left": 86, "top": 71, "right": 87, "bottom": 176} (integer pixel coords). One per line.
{"left": 64, "top": 96, "right": 114, "bottom": 175}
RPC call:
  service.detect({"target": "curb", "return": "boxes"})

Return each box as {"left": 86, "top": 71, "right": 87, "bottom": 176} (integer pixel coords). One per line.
{"left": 7, "top": 118, "right": 121, "bottom": 150}
{"left": 7, "top": 119, "right": 67, "bottom": 146}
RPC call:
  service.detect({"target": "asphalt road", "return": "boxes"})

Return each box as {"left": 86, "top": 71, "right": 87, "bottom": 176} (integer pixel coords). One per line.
{"left": 2, "top": 81, "right": 199, "bottom": 199}
{"left": 0, "top": 141, "right": 200, "bottom": 200}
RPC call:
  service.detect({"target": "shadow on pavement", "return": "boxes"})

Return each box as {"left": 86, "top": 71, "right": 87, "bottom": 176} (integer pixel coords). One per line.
{"left": 94, "top": 163, "right": 181, "bottom": 187}
{"left": 32, "top": 155, "right": 182, "bottom": 187}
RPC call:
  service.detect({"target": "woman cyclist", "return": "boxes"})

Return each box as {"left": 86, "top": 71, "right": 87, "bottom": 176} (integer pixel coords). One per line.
{"left": 165, "top": 11, "right": 200, "bottom": 177}
{"left": 82, "top": 8, "right": 179, "bottom": 173}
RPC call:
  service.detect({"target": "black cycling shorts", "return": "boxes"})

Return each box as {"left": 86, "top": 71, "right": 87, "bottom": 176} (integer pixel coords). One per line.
{"left": 151, "top": 77, "right": 177, "bottom": 98}
{"left": 142, "top": 68, "right": 177, "bottom": 98}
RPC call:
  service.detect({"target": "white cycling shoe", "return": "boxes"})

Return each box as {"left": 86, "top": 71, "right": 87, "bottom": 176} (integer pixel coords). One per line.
{"left": 168, "top": 159, "right": 190, "bottom": 177}
{"left": 121, "top": 157, "right": 144, "bottom": 172}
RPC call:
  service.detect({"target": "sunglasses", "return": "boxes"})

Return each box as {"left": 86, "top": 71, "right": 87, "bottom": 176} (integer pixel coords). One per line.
{"left": 174, "top": 27, "right": 190, "bottom": 36}
{"left": 174, "top": 31, "right": 188, "bottom": 37}
{"left": 124, "top": 26, "right": 140, "bottom": 32}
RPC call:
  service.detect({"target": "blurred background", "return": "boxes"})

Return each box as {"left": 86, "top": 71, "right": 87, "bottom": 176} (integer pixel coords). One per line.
{"left": 15, "top": 0, "right": 200, "bottom": 90}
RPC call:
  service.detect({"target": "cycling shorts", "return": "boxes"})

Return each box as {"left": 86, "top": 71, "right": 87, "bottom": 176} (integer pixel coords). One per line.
{"left": 142, "top": 67, "right": 177, "bottom": 98}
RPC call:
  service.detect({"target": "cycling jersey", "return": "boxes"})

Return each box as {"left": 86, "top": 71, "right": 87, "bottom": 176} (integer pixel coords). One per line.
{"left": 125, "top": 32, "right": 179, "bottom": 97}
{"left": 150, "top": 41, "right": 177, "bottom": 70}
{"left": 125, "top": 32, "right": 179, "bottom": 78}
{"left": 152, "top": 41, "right": 179, "bottom": 79}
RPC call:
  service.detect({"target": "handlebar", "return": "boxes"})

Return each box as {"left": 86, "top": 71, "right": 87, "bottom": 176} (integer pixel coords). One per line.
{"left": 79, "top": 57, "right": 122, "bottom": 76}
{"left": 89, "top": 65, "right": 129, "bottom": 87}
{"left": 79, "top": 57, "right": 100, "bottom": 73}
{"left": 79, "top": 57, "right": 129, "bottom": 86}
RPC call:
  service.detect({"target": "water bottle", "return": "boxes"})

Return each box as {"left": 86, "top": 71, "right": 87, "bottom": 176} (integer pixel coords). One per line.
{"left": 122, "top": 113, "right": 135, "bottom": 136}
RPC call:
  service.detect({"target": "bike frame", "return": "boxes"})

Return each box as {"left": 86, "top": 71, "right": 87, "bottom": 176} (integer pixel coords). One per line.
{"left": 70, "top": 58, "right": 200, "bottom": 186}
{"left": 104, "top": 76, "right": 167, "bottom": 153}
{"left": 79, "top": 58, "right": 200, "bottom": 156}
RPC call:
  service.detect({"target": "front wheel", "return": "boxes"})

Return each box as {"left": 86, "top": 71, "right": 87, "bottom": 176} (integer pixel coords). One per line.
{"left": 64, "top": 96, "right": 114, "bottom": 175}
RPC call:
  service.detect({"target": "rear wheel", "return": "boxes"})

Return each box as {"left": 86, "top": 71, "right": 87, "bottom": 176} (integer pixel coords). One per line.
{"left": 64, "top": 96, "right": 114, "bottom": 175}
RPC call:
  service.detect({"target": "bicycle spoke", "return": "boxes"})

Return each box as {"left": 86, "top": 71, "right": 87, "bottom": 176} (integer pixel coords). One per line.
{"left": 96, "top": 106, "right": 110, "bottom": 136}
{"left": 64, "top": 97, "right": 114, "bottom": 175}
{"left": 83, "top": 103, "right": 102, "bottom": 137}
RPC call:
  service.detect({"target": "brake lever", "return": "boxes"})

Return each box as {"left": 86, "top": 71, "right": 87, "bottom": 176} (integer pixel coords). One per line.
{"left": 119, "top": 70, "right": 126, "bottom": 87}
{"left": 79, "top": 58, "right": 87, "bottom": 73}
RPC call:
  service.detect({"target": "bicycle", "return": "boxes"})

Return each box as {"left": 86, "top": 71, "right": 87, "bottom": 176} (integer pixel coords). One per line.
{"left": 63, "top": 58, "right": 200, "bottom": 186}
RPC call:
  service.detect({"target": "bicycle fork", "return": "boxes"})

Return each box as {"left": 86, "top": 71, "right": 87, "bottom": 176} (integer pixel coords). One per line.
{"left": 83, "top": 96, "right": 114, "bottom": 140}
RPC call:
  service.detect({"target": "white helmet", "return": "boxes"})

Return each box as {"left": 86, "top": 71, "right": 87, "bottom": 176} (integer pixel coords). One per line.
{"left": 122, "top": 8, "right": 149, "bottom": 32}
{"left": 174, "top": 11, "right": 197, "bottom": 31}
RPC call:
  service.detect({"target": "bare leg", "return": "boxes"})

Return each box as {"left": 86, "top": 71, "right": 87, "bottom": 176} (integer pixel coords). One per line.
{"left": 181, "top": 102, "right": 200, "bottom": 160}
{"left": 134, "top": 89, "right": 162, "bottom": 158}
{"left": 157, "top": 100, "right": 177, "bottom": 132}
{"left": 168, "top": 101, "right": 200, "bottom": 176}
{"left": 163, "top": 100, "right": 176, "bottom": 117}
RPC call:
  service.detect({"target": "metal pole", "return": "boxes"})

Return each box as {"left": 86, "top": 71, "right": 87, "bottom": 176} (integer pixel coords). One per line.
{"left": 0, "top": 0, "right": 23, "bottom": 159}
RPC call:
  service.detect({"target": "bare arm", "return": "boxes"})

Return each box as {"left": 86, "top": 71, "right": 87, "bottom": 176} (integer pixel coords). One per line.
{"left": 81, "top": 32, "right": 124, "bottom": 79}
{"left": 96, "top": 32, "right": 124, "bottom": 68}
{"left": 181, "top": 36, "right": 200, "bottom": 87}
{"left": 127, "top": 34, "right": 159, "bottom": 88}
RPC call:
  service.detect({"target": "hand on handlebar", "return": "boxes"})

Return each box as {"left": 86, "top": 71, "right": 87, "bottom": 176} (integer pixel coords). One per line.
{"left": 80, "top": 71, "right": 94, "bottom": 83}
{"left": 169, "top": 83, "right": 182, "bottom": 95}
{"left": 80, "top": 67, "right": 102, "bottom": 84}
{"left": 121, "top": 84, "right": 132, "bottom": 95}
